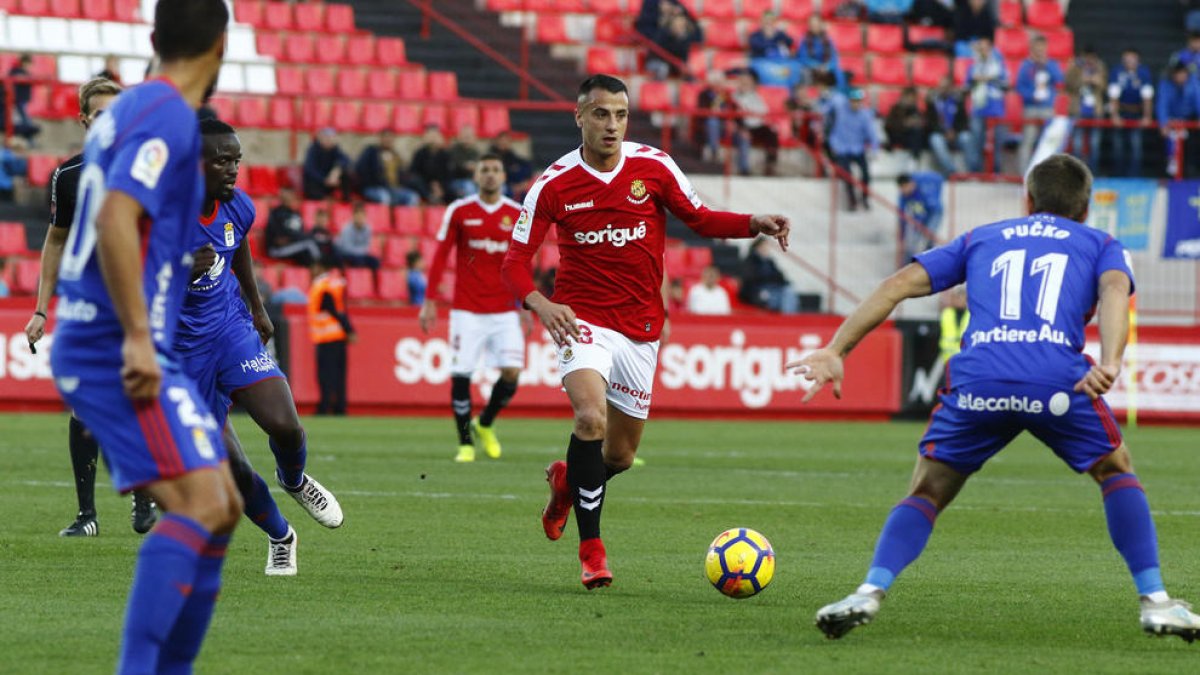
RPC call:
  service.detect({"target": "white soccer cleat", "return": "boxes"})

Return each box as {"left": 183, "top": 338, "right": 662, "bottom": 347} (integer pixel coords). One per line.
{"left": 1141, "top": 598, "right": 1200, "bottom": 643}
{"left": 280, "top": 473, "right": 344, "bottom": 529}
{"left": 815, "top": 591, "right": 884, "bottom": 639}
{"left": 265, "top": 526, "right": 297, "bottom": 576}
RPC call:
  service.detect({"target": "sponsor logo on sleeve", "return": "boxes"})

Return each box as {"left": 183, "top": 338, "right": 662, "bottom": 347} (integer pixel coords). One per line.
{"left": 513, "top": 209, "right": 531, "bottom": 243}
{"left": 130, "top": 138, "right": 169, "bottom": 190}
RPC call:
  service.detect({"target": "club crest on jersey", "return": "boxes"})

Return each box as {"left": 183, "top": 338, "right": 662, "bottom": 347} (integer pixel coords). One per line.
{"left": 500, "top": 215, "right": 514, "bottom": 231}
{"left": 628, "top": 179, "right": 649, "bottom": 205}
{"left": 562, "top": 347, "right": 574, "bottom": 363}
{"left": 224, "top": 222, "right": 235, "bottom": 247}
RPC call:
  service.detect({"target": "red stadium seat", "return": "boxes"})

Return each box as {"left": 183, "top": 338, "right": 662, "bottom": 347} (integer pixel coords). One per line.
{"left": 82, "top": 0, "right": 115, "bottom": 20}
{"left": 953, "top": 57, "right": 971, "bottom": 86}
{"left": 284, "top": 34, "right": 315, "bottom": 63}
{"left": 840, "top": 55, "right": 866, "bottom": 85}
{"left": 1004, "top": 91, "right": 1023, "bottom": 125}
{"left": 332, "top": 101, "right": 361, "bottom": 131}
{"left": 263, "top": 2, "right": 293, "bottom": 31}
{"left": 294, "top": 2, "right": 325, "bottom": 32}
{"left": 256, "top": 32, "right": 284, "bottom": 59}
{"left": 741, "top": 0, "right": 776, "bottom": 18}
{"left": 536, "top": 14, "right": 569, "bottom": 43}
{"left": 377, "top": 37, "right": 407, "bottom": 66}
{"left": 300, "top": 201, "right": 323, "bottom": 227}
{"left": 701, "top": 0, "right": 736, "bottom": 19}
{"left": 257, "top": 263, "right": 281, "bottom": 291}
{"left": 590, "top": 0, "right": 623, "bottom": 15}
{"left": 912, "top": 54, "right": 951, "bottom": 87}
{"left": 538, "top": 244, "right": 560, "bottom": 271}
{"left": 279, "top": 267, "right": 311, "bottom": 291}
{"left": 392, "top": 207, "right": 423, "bottom": 236}
{"left": 423, "top": 206, "right": 447, "bottom": 235}
{"left": 346, "top": 35, "right": 377, "bottom": 66}
{"left": 52, "top": 84, "right": 80, "bottom": 118}
{"left": 0, "top": 222, "right": 27, "bottom": 256}
{"left": 50, "top": 0, "right": 81, "bottom": 18}
{"left": 710, "top": 50, "right": 747, "bottom": 74}
{"left": 302, "top": 100, "right": 334, "bottom": 130}
{"left": 686, "top": 246, "right": 713, "bottom": 270}
{"left": 486, "top": 0, "right": 523, "bottom": 10}
{"left": 269, "top": 98, "right": 297, "bottom": 129}
{"left": 362, "top": 203, "right": 391, "bottom": 230}
{"left": 594, "top": 15, "right": 629, "bottom": 44}
{"left": 112, "top": 0, "right": 139, "bottom": 21}
{"left": 478, "top": 106, "right": 511, "bottom": 137}
{"left": 25, "top": 154, "right": 60, "bottom": 188}
{"left": 393, "top": 103, "right": 423, "bottom": 135}
{"left": 998, "top": 1, "right": 1023, "bottom": 27}
{"left": 13, "top": 259, "right": 41, "bottom": 295}
{"left": 377, "top": 270, "right": 407, "bottom": 301}
{"left": 235, "top": 1, "right": 265, "bottom": 27}
{"left": 427, "top": 72, "right": 459, "bottom": 101}
{"left": 1027, "top": 0, "right": 1065, "bottom": 28}
{"left": 827, "top": 21, "right": 863, "bottom": 55}
{"left": 276, "top": 66, "right": 304, "bottom": 96}
{"left": 315, "top": 35, "right": 347, "bottom": 65}
{"left": 447, "top": 105, "right": 480, "bottom": 137}
{"left": 383, "top": 237, "right": 410, "bottom": 267}
{"left": 344, "top": 269, "right": 375, "bottom": 300}
{"left": 704, "top": 21, "right": 744, "bottom": 50}
{"left": 337, "top": 68, "right": 367, "bottom": 97}
{"left": 874, "top": 87, "right": 903, "bottom": 116}
{"left": 326, "top": 3, "right": 356, "bottom": 33}
{"left": 664, "top": 246, "right": 689, "bottom": 279}
{"left": 760, "top": 85, "right": 789, "bottom": 114}
{"left": 208, "top": 97, "right": 237, "bottom": 125}
{"left": 422, "top": 104, "right": 447, "bottom": 131}
{"left": 1042, "top": 28, "right": 1074, "bottom": 61}
{"left": 305, "top": 67, "right": 337, "bottom": 96}
{"left": 398, "top": 70, "right": 427, "bottom": 99}
{"left": 638, "top": 80, "right": 672, "bottom": 112}
{"left": 995, "top": 28, "right": 1030, "bottom": 59}
{"left": 17, "top": 0, "right": 50, "bottom": 15}
{"left": 247, "top": 165, "right": 279, "bottom": 197}
{"left": 367, "top": 69, "right": 396, "bottom": 98}
{"left": 779, "top": 0, "right": 813, "bottom": 22}
{"left": 869, "top": 56, "right": 909, "bottom": 86}
{"left": 907, "top": 25, "right": 945, "bottom": 45}
{"left": 866, "top": 24, "right": 904, "bottom": 55}
{"left": 361, "top": 102, "right": 392, "bottom": 133}
{"left": 586, "top": 46, "right": 620, "bottom": 75}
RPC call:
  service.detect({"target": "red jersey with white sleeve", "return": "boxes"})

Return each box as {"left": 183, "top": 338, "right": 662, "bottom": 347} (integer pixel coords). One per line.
{"left": 427, "top": 193, "right": 524, "bottom": 314}
{"left": 502, "top": 142, "right": 753, "bottom": 341}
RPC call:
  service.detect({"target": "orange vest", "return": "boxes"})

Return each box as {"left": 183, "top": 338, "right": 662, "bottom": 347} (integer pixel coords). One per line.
{"left": 308, "top": 272, "right": 348, "bottom": 343}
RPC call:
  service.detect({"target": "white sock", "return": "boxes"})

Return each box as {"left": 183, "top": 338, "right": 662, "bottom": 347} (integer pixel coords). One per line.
{"left": 1144, "top": 591, "right": 1170, "bottom": 604}
{"left": 856, "top": 583, "right": 885, "bottom": 597}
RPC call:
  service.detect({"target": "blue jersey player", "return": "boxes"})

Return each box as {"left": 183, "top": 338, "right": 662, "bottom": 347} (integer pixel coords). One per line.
{"left": 792, "top": 154, "right": 1200, "bottom": 642}
{"left": 48, "top": 2, "right": 240, "bottom": 672}
{"left": 178, "top": 118, "right": 343, "bottom": 576}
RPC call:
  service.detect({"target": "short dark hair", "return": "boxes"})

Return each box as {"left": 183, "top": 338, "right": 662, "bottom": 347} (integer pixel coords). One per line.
{"left": 479, "top": 152, "right": 503, "bottom": 164}
{"left": 577, "top": 74, "right": 628, "bottom": 102}
{"left": 199, "top": 117, "right": 236, "bottom": 136}
{"left": 1026, "top": 154, "right": 1092, "bottom": 220}
{"left": 896, "top": 173, "right": 913, "bottom": 186}
{"left": 154, "top": 0, "right": 229, "bottom": 61}
{"left": 405, "top": 250, "right": 423, "bottom": 267}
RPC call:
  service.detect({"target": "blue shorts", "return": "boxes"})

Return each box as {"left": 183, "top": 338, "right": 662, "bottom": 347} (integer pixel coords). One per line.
{"left": 52, "top": 356, "right": 226, "bottom": 494}
{"left": 178, "top": 320, "right": 286, "bottom": 431}
{"left": 919, "top": 381, "right": 1123, "bottom": 475}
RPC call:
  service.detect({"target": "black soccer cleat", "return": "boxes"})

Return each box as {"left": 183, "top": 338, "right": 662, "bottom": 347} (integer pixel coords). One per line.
{"left": 59, "top": 513, "right": 99, "bottom": 537}
{"left": 131, "top": 492, "right": 158, "bottom": 535}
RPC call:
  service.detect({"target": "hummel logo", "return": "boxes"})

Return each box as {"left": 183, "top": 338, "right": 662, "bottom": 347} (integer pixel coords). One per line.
{"left": 578, "top": 485, "right": 604, "bottom": 511}
{"left": 564, "top": 200, "right": 594, "bottom": 212}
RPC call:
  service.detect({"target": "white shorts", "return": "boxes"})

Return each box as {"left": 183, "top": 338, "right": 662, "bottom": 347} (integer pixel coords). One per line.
{"left": 449, "top": 310, "right": 526, "bottom": 376}
{"left": 558, "top": 320, "right": 659, "bottom": 420}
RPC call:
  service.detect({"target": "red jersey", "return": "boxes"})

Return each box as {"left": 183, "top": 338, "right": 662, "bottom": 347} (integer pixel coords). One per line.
{"left": 502, "top": 143, "right": 752, "bottom": 341}
{"left": 427, "top": 193, "right": 524, "bottom": 314}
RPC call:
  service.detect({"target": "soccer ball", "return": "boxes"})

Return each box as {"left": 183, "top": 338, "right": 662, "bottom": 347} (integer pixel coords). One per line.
{"left": 704, "top": 527, "right": 775, "bottom": 599}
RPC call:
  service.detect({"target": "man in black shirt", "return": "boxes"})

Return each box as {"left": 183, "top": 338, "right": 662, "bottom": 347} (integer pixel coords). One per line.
{"left": 265, "top": 187, "right": 325, "bottom": 265}
{"left": 23, "top": 77, "right": 158, "bottom": 537}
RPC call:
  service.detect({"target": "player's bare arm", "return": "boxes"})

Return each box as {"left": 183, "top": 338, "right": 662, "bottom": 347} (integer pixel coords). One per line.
{"left": 232, "top": 237, "right": 273, "bottom": 343}
{"left": 1075, "top": 269, "right": 1132, "bottom": 400}
{"left": 789, "top": 263, "right": 933, "bottom": 402}
{"left": 24, "top": 225, "right": 70, "bottom": 348}
{"left": 750, "top": 214, "right": 791, "bottom": 251}
{"left": 418, "top": 298, "right": 438, "bottom": 333}
{"left": 95, "top": 190, "right": 161, "bottom": 399}
{"left": 524, "top": 291, "right": 580, "bottom": 347}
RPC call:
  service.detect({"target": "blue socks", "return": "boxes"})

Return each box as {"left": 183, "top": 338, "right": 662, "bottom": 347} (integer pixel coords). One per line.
{"left": 1101, "top": 473, "right": 1164, "bottom": 596}
{"left": 157, "top": 533, "right": 230, "bottom": 675}
{"left": 864, "top": 496, "right": 940, "bottom": 591}
{"left": 270, "top": 430, "right": 308, "bottom": 489}
{"left": 117, "top": 514, "right": 210, "bottom": 675}
{"left": 243, "top": 472, "right": 290, "bottom": 540}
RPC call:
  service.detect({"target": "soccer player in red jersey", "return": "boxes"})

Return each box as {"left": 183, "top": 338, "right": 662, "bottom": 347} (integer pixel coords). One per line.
{"left": 501, "top": 75, "right": 790, "bottom": 588}
{"left": 420, "top": 154, "right": 527, "bottom": 462}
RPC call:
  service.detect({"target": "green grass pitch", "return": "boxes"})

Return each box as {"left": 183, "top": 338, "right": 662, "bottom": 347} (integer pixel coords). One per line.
{"left": 1, "top": 412, "right": 1198, "bottom": 673}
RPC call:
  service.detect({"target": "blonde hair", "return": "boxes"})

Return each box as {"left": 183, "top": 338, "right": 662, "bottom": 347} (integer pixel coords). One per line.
{"left": 78, "top": 77, "right": 122, "bottom": 117}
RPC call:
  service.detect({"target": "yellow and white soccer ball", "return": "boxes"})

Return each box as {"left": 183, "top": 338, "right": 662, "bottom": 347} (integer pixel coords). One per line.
{"left": 704, "top": 527, "right": 775, "bottom": 599}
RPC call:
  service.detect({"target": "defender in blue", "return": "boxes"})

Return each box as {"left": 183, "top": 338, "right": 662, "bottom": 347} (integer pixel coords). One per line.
{"left": 48, "top": 2, "right": 241, "bottom": 672}
{"left": 791, "top": 154, "right": 1200, "bottom": 643}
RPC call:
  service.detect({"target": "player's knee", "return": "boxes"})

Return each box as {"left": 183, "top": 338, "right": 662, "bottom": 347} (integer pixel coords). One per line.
{"left": 574, "top": 409, "right": 606, "bottom": 440}
{"left": 1089, "top": 444, "right": 1134, "bottom": 483}
{"left": 605, "top": 454, "right": 633, "bottom": 474}
{"left": 268, "top": 418, "right": 304, "bottom": 449}
{"left": 499, "top": 368, "right": 521, "bottom": 384}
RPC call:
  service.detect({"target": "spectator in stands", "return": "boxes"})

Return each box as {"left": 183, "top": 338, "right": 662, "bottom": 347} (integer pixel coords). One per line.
{"left": 4, "top": 54, "right": 40, "bottom": 142}
{"left": 635, "top": 0, "right": 698, "bottom": 42}
{"left": 739, "top": 237, "right": 798, "bottom": 313}
{"left": 667, "top": 277, "right": 686, "bottom": 315}
{"left": 406, "top": 250, "right": 427, "bottom": 306}
{"left": 926, "top": 75, "right": 976, "bottom": 174}
{"left": 731, "top": 70, "right": 780, "bottom": 176}
{"left": 303, "top": 127, "right": 352, "bottom": 201}
{"left": 411, "top": 125, "right": 454, "bottom": 205}
{"left": 687, "top": 265, "right": 732, "bottom": 315}
{"left": 867, "top": 0, "right": 915, "bottom": 24}
{"left": 1015, "top": 35, "right": 1065, "bottom": 171}
{"left": 1157, "top": 61, "right": 1200, "bottom": 176}
{"left": 1065, "top": 46, "right": 1108, "bottom": 173}
{"left": 1108, "top": 48, "right": 1155, "bottom": 177}
{"left": 647, "top": 13, "right": 702, "bottom": 80}
{"left": 897, "top": 173, "right": 938, "bottom": 263}
{"left": 489, "top": 130, "right": 534, "bottom": 199}
{"left": 796, "top": 16, "right": 845, "bottom": 88}
{"left": 96, "top": 55, "right": 122, "bottom": 85}
{"left": 356, "top": 130, "right": 420, "bottom": 207}
{"left": 884, "top": 87, "right": 929, "bottom": 171}
{"left": 828, "top": 88, "right": 880, "bottom": 211}
{"left": 266, "top": 188, "right": 323, "bottom": 266}
{"left": 0, "top": 136, "right": 28, "bottom": 202}
{"left": 809, "top": 71, "right": 845, "bottom": 156}
{"left": 953, "top": 0, "right": 996, "bottom": 49}
{"left": 828, "top": 0, "right": 866, "bottom": 20}
{"left": 696, "top": 70, "right": 733, "bottom": 162}
{"left": 749, "top": 11, "right": 795, "bottom": 59}
{"left": 447, "top": 125, "right": 482, "bottom": 201}
{"left": 786, "top": 82, "right": 819, "bottom": 152}
{"left": 966, "top": 35, "right": 1008, "bottom": 173}
{"left": 336, "top": 203, "right": 381, "bottom": 272}
{"left": 1171, "top": 31, "right": 1200, "bottom": 78}
{"left": 0, "top": 259, "right": 9, "bottom": 298}
{"left": 909, "top": 0, "right": 955, "bottom": 28}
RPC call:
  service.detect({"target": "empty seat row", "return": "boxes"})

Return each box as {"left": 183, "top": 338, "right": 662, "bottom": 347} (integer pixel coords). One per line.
{"left": 233, "top": 1, "right": 357, "bottom": 35}
{"left": 274, "top": 66, "right": 457, "bottom": 101}
{"left": 207, "top": 96, "right": 512, "bottom": 136}
{"left": 254, "top": 33, "right": 407, "bottom": 68}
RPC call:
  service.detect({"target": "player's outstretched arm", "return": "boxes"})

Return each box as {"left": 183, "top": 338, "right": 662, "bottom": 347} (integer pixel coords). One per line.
{"left": 24, "top": 225, "right": 69, "bottom": 349}
{"left": 750, "top": 214, "right": 791, "bottom": 251}
{"left": 1075, "top": 269, "right": 1131, "bottom": 400}
{"left": 95, "top": 191, "right": 160, "bottom": 400}
{"left": 788, "top": 262, "right": 932, "bottom": 402}
{"left": 232, "top": 238, "right": 273, "bottom": 344}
